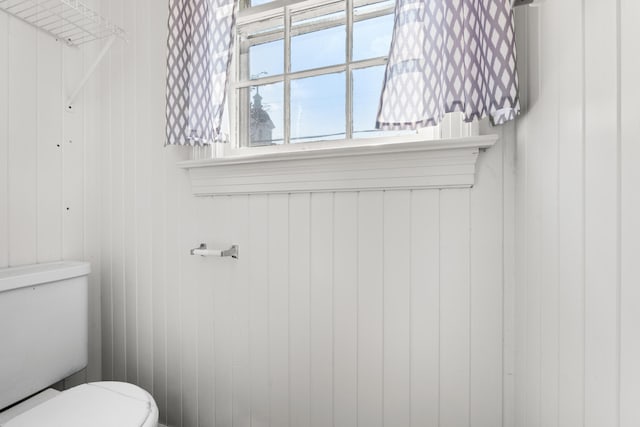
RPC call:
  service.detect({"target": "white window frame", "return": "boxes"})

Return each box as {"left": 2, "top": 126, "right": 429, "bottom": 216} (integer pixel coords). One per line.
{"left": 192, "top": 0, "right": 480, "bottom": 161}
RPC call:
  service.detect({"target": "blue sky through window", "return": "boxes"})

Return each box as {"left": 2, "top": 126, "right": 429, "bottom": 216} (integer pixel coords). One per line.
{"left": 291, "top": 25, "right": 346, "bottom": 72}
{"left": 291, "top": 72, "right": 346, "bottom": 143}
{"left": 249, "top": 40, "right": 284, "bottom": 77}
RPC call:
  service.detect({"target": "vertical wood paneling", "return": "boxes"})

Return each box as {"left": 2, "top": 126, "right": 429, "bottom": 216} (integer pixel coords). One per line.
{"left": 333, "top": 192, "right": 358, "bottom": 427}
{"left": 515, "top": 9, "right": 547, "bottom": 426}
{"left": 288, "top": 193, "right": 311, "bottom": 427}
{"left": 109, "top": 0, "right": 126, "bottom": 384}
{"left": 150, "top": 154, "right": 167, "bottom": 426}
{"left": 309, "top": 192, "right": 334, "bottom": 427}
{"left": 197, "top": 197, "right": 218, "bottom": 427}
{"left": 83, "top": 0, "right": 103, "bottom": 382}
{"left": 525, "top": 10, "right": 542, "bottom": 427}
{"left": 268, "top": 194, "right": 290, "bottom": 427}
{"left": 439, "top": 189, "right": 470, "bottom": 427}
{"left": 61, "top": 28, "right": 88, "bottom": 389}
{"left": 513, "top": 9, "right": 529, "bottom": 427}
{"left": 213, "top": 195, "right": 234, "bottom": 427}
{"left": 150, "top": 0, "right": 169, "bottom": 421}
{"left": 357, "top": 191, "right": 384, "bottom": 427}
{"left": 620, "top": 1, "right": 640, "bottom": 425}
{"left": 470, "top": 133, "right": 505, "bottom": 427}
{"left": 99, "top": 180, "right": 511, "bottom": 427}
{"left": 36, "top": 33, "right": 62, "bottom": 264}
{"left": 58, "top": 25, "right": 90, "bottom": 395}
{"left": 122, "top": 0, "right": 138, "bottom": 387}
{"left": 134, "top": 0, "right": 154, "bottom": 393}
{"left": 231, "top": 195, "right": 251, "bottom": 427}
{"left": 555, "top": 0, "right": 586, "bottom": 425}
{"left": 249, "top": 194, "right": 270, "bottom": 427}
{"left": 501, "top": 122, "right": 517, "bottom": 427}
{"left": 0, "top": 12, "right": 8, "bottom": 268}
{"left": 61, "top": 38, "right": 85, "bottom": 268}
{"left": 99, "top": 158, "right": 513, "bottom": 427}
{"left": 100, "top": 0, "right": 114, "bottom": 385}
{"left": 584, "top": 0, "right": 620, "bottom": 425}
{"left": 179, "top": 183, "right": 199, "bottom": 427}
{"left": 514, "top": 0, "right": 640, "bottom": 426}
{"left": 165, "top": 148, "right": 184, "bottom": 427}
{"left": 409, "top": 190, "right": 440, "bottom": 427}
{"left": 8, "top": 18, "right": 37, "bottom": 267}
{"left": 383, "top": 190, "right": 411, "bottom": 427}
{"left": 538, "top": 4, "right": 560, "bottom": 427}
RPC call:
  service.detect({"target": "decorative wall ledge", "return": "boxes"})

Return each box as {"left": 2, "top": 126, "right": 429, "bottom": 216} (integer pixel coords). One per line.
{"left": 178, "top": 135, "right": 498, "bottom": 196}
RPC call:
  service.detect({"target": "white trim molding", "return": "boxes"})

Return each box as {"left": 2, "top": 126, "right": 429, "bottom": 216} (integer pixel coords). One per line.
{"left": 178, "top": 135, "right": 498, "bottom": 196}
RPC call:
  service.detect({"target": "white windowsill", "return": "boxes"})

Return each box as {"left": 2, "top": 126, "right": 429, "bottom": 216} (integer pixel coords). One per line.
{"left": 178, "top": 134, "right": 498, "bottom": 196}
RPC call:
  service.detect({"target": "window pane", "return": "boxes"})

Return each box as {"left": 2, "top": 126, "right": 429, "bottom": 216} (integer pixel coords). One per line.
{"left": 291, "top": 5, "right": 346, "bottom": 72}
{"left": 353, "top": 66, "right": 413, "bottom": 138}
{"left": 239, "top": 17, "right": 284, "bottom": 80}
{"left": 291, "top": 73, "right": 346, "bottom": 143}
{"left": 240, "top": 82, "right": 284, "bottom": 146}
{"left": 352, "top": 66, "right": 383, "bottom": 137}
{"left": 353, "top": 13, "right": 394, "bottom": 61}
{"left": 249, "top": 40, "right": 284, "bottom": 78}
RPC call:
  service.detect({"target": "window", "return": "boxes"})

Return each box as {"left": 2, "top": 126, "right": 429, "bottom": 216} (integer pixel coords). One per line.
{"left": 230, "top": 0, "right": 478, "bottom": 151}
{"left": 234, "top": 0, "right": 399, "bottom": 147}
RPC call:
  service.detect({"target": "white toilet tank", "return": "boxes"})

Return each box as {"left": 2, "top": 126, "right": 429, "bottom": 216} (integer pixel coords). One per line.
{"left": 0, "top": 261, "right": 90, "bottom": 410}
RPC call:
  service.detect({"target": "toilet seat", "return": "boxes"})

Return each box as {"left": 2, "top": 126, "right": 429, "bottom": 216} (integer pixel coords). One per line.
{"left": 2, "top": 382, "right": 158, "bottom": 427}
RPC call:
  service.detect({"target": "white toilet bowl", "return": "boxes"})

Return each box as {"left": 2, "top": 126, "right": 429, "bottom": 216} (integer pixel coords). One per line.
{"left": 1, "top": 382, "right": 158, "bottom": 427}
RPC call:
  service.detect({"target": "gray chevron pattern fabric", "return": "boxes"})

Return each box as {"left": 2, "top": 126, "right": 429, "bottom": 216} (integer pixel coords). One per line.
{"left": 376, "top": 0, "right": 520, "bottom": 130}
{"left": 166, "top": 0, "right": 237, "bottom": 146}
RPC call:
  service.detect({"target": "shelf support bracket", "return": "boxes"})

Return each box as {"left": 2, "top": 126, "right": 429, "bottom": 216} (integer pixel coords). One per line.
{"left": 66, "top": 35, "right": 117, "bottom": 110}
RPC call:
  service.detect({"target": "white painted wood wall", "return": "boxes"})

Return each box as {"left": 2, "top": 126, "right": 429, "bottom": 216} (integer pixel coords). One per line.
{"left": 18, "top": 1, "right": 640, "bottom": 426}
{"left": 0, "top": 6, "right": 102, "bottom": 385}
{"left": 98, "top": 1, "right": 516, "bottom": 426}
{"left": 513, "top": 1, "right": 640, "bottom": 426}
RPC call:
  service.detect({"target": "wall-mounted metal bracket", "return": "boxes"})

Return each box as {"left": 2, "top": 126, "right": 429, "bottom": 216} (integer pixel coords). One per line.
{"left": 66, "top": 35, "right": 116, "bottom": 110}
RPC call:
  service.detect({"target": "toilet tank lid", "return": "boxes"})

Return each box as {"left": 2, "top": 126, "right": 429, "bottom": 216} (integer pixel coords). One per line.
{"left": 0, "top": 261, "right": 91, "bottom": 293}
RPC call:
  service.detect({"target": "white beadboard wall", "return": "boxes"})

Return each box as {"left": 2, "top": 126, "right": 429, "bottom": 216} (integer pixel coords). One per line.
{"left": 513, "top": 1, "right": 640, "bottom": 427}
{"left": 99, "top": 1, "right": 516, "bottom": 427}
{"left": 0, "top": 6, "right": 102, "bottom": 384}
{"left": 6, "top": 0, "right": 640, "bottom": 425}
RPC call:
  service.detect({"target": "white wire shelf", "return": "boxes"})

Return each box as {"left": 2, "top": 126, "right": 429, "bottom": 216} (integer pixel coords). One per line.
{"left": 0, "top": 0, "right": 126, "bottom": 46}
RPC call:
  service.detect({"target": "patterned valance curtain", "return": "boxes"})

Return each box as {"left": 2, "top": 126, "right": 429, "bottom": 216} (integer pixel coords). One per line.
{"left": 166, "top": 0, "right": 237, "bottom": 146}
{"left": 377, "top": 0, "right": 520, "bottom": 130}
